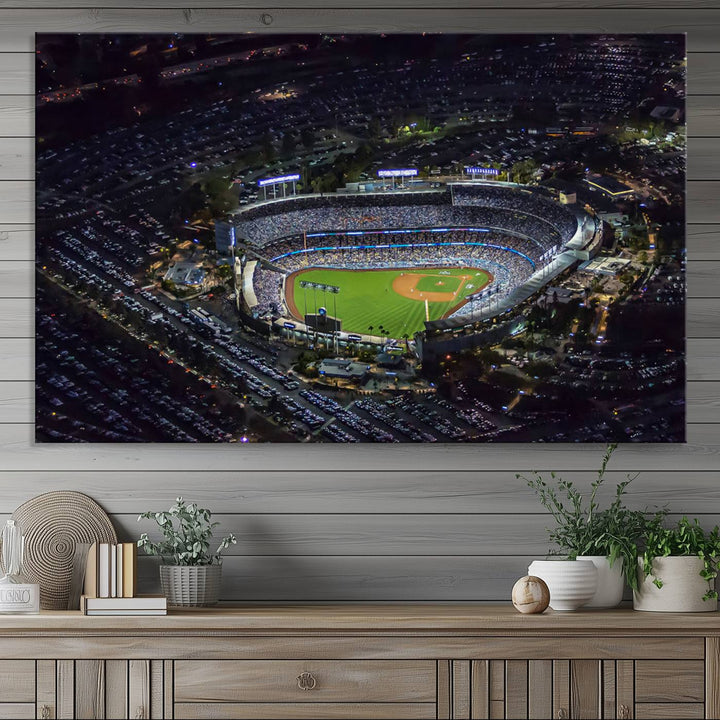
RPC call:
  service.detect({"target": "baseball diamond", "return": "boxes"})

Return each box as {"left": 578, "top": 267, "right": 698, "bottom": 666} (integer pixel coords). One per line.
{"left": 285, "top": 266, "right": 492, "bottom": 338}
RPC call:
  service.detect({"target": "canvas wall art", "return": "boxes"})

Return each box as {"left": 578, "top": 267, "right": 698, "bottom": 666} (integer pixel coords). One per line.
{"left": 36, "top": 33, "right": 686, "bottom": 443}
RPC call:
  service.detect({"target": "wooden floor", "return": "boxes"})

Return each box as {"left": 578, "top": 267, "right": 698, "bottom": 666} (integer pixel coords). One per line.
{"left": 1, "top": 0, "right": 718, "bottom": 602}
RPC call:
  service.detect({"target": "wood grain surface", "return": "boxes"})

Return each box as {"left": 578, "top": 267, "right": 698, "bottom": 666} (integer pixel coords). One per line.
{"left": 0, "top": 2, "right": 717, "bottom": 604}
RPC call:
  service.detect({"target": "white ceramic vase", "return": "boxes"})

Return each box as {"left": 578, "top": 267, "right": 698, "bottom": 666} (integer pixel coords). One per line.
{"left": 633, "top": 556, "right": 718, "bottom": 613}
{"left": 527, "top": 559, "right": 598, "bottom": 611}
{"left": 577, "top": 555, "right": 624, "bottom": 608}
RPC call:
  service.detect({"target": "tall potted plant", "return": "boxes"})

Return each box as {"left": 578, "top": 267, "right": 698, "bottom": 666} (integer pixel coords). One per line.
{"left": 633, "top": 516, "right": 720, "bottom": 612}
{"left": 138, "top": 497, "right": 237, "bottom": 607}
{"left": 519, "top": 444, "right": 665, "bottom": 608}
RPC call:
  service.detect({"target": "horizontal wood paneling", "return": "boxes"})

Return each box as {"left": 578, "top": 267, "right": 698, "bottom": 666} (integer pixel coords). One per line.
{"left": 0, "top": 339, "right": 30, "bottom": 379}
{"left": 690, "top": 138, "right": 720, "bottom": 179}
{"left": 0, "top": 9, "right": 712, "bottom": 53}
{"left": 138, "top": 554, "right": 540, "bottom": 600}
{"left": 688, "top": 299, "right": 720, "bottom": 336}
{"left": 0, "top": 181, "right": 31, "bottom": 224}
{"left": 93, "top": 511, "right": 720, "bottom": 555}
{"left": 3, "top": 0, "right": 720, "bottom": 7}
{"left": 687, "top": 225, "right": 720, "bottom": 260}
{"left": 0, "top": 138, "right": 28, "bottom": 179}
{"left": 0, "top": 3, "right": 717, "bottom": 604}
{"left": 0, "top": 264, "right": 31, "bottom": 297}
{"left": 0, "top": 226, "right": 31, "bottom": 261}
{"left": 173, "top": 703, "right": 436, "bottom": 719}
{"left": 0, "top": 97, "right": 32, "bottom": 137}
{"left": 688, "top": 97, "right": 720, "bottom": 136}
{"left": 174, "top": 659, "right": 437, "bottom": 702}
{"left": 1, "top": 422, "right": 720, "bottom": 471}
{"left": 4, "top": 0, "right": 720, "bottom": 8}
{"left": 0, "top": 470, "right": 717, "bottom": 514}
{"left": 688, "top": 339, "right": 720, "bottom": 379}
{"left": 0, "top": 54, "right": 31, "bottom": 95}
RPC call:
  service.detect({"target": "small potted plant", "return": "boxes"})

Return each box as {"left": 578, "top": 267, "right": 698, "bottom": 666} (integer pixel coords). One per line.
{"left": 138, "top": 497, "right": 236, "bottom": 607}
{"left": 633, "top": 516, "right": 720, "bottom": 613}
{"left": 519, "top": 444, "right": 665, "bottom": 609}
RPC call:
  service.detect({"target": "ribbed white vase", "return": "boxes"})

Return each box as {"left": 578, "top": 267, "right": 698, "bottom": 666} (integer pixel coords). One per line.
{"left": 633, "top": 556, "right": 718, "bottom": 613}
{"left": 528, "top": 559, "right": 598, "bottom": 611}
{"left": 577, "top": 556, "right": 624, "bottom": 608}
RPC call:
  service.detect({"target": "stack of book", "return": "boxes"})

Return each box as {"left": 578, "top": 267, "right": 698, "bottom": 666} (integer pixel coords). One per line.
{"left": 81, "top": 542, "right": 167, "bottom": 615}
{"left": 80, "top": 594, "right": 167, "bottom": 616}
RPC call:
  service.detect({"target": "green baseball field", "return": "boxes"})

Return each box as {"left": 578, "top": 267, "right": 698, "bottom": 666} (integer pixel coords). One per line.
{"left": 285, "top": 266, "right": 492, "bottom": 339}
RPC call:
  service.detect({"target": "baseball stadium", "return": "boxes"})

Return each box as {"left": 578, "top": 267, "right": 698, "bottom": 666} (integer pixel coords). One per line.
{"left": 234, "top": 182, "right": 600, "bottom": 345}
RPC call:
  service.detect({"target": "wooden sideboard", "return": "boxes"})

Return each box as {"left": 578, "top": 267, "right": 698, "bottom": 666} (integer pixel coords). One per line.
{"left": 0, "top": 606, "right": 717, "bottom": 720}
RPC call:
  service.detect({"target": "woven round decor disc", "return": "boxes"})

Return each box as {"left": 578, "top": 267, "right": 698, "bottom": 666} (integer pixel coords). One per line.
{"left": 12, "top": 491, "right": 117, "bottom": 610}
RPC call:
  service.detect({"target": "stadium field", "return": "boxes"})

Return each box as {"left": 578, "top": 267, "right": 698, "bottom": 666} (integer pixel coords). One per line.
{"left": 285, "top": 266, "right": 492, "bottom": 339}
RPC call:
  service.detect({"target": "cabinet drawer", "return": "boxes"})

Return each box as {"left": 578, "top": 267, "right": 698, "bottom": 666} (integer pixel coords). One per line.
{"left": 635, "top": 660, "right": 704, "bottom": 702}
{"left": 0, "top": 661, "right": 35, "bottom": 702}
{"left": 0, "top": 705, "right": 34, "bottom": 719}
{"left": 174, "top": 702, "right": 436, "bottom": 719}
{"left": 174, "top": 660, "right": 436, "bottom": 703}
{"left": 635, "top": 703, "right": 704, "bottom": 719}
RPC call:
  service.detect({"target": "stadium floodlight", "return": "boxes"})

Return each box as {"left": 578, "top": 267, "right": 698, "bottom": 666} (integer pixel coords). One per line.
{"left": 465, "top": 166, "right": 500, "bottom": 176}
{"left": 257, "top": 173, "right": 301, "bottom": 200}
{"left": 377, "top": 168, "right": 418, "bottom": 178}
{"left": 258, "top": 174, "right": 301, "bottom": 187}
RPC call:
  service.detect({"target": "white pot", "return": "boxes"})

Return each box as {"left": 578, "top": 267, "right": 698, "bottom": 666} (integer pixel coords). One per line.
{"left": 633, "top": 556, "right": 717, "bottom": 613}
{"left": 577, "top": 555, "right": 624, "bottom": 608}
{"left": 528, "top": 559, "right": 598, "bottom": 611}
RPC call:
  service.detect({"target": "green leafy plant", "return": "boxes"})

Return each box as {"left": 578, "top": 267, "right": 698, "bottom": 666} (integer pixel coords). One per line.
{"left": 137, "top": 497, "right": 237, "bottom": 566}
{"left": 640, "top": 516, "right": 720, "bottom": 600}
{"left": 517, "top": 444, "right": 666, "bottom": 591}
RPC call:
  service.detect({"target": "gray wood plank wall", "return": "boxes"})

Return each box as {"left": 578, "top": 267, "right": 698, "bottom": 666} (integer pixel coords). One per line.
{"left": 1, "top": 1, "right": 718, "bottom": 602}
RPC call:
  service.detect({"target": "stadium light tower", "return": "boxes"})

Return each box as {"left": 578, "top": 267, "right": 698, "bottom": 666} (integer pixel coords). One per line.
{"left": 258, "top": 174, "right": 300, "bottom": 201}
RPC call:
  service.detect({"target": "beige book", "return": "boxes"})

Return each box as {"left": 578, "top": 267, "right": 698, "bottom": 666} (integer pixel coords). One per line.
{"left": 83, "top": 542, "right": 98, "bottom": 599}
{"left": 122, "top": 542, "right": 138, "bottom": 598}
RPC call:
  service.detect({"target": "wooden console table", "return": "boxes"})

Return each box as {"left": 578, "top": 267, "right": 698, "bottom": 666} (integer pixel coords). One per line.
{"left": 0, "top": 605, "right": 717, "bottom": 719}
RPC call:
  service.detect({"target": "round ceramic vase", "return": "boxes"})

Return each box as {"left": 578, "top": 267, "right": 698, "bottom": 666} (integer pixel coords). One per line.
{"left": 577, "top": 555, "right": 624, "bottom": 608}
{"left": 633, "top": 556, "right": 718, "bottom": 613}
{"left": 527, "top": 559, "right": 598, "bottom": 611}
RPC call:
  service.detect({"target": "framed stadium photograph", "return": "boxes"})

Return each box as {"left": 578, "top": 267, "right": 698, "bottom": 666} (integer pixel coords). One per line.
{"left": 35, "top": 33, "right": 686, "bottom": 443}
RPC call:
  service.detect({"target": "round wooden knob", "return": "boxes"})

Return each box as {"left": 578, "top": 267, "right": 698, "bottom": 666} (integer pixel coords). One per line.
{"left": 512, "top": 575, "right": 550, "bottom": 614}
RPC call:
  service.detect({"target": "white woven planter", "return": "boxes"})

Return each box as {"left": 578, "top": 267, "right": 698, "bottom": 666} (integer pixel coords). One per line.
{"left": 160, "top": 564, "right": 222, "bottom": 607}
{"left": 633, "top": 556, "right": 717, "bottom": 613}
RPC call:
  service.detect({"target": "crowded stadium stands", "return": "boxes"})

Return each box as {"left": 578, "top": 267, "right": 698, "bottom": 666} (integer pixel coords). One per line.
{"left": 239, "top": 184, "right": 579, "bottom": 325}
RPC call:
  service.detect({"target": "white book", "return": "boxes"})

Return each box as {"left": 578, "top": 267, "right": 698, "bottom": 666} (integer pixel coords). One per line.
{"left": 110, "top": 544, "right": 117, "bottom": 598}
{"left": 98, "top": 543, "right": 111, "bottom": 598}
{"left": 116, "top": 544, "right": 124, "bottom": 599}
{"left": 83, "top": 595, "right": 167, "bottom": 611}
